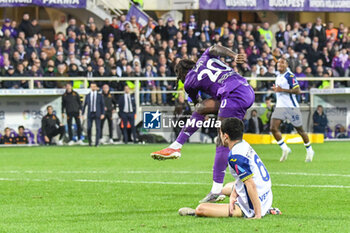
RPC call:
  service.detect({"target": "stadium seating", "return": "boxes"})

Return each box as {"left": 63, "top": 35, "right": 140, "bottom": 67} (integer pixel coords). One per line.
{"left": 0, "top": 15, "right": 348, "bottom": 102}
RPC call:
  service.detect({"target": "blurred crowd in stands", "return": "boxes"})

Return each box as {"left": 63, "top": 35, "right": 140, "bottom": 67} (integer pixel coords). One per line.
{"left": 0, "top": 13, "right": 349, "bottom": 106}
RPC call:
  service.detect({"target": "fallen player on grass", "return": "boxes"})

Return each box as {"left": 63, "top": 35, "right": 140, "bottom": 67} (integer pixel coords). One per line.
{"left": 178, "top": 118, "right": 281, "bottom": 219}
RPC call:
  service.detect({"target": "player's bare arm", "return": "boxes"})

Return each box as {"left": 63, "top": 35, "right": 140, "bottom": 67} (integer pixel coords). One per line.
{"left": 194, "top": 98, "right": 220, "bottom": 115}
{"left": 229, "top": 184, "right": 238, "bottom": 216}
{"left": 244, "top": 177, "right": 262, "bottom": 219}
{"left": 272, "top": 84, "right": 301, "bottom": 95}
{"left": 209, "top": 44, "right": 246, "bottom": 63}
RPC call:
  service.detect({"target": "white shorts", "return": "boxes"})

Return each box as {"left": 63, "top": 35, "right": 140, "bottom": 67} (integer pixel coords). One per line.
{"left": 236, "top": 189, "right": 273, "bottom": 218}
{"left": 271, "top": 107, "right": 303, "bottom": 127}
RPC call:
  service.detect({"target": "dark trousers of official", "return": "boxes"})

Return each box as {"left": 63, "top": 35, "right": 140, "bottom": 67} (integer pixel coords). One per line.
{"left": 120, "top": 112, "right": 136, "bottom": 144}
{"left": 67, "top": 112, "right": 82, "bottom": 141}
{"left": 87, "top": 112, "right": 101, "bottom": 146}
{"left": 101, "top": 112, "right": 113, "bottom": 139}
{"left": 46, "top": 126, "right": 65, "bottom": 145}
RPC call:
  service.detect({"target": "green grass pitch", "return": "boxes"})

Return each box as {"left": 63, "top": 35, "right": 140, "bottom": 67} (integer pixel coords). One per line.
{"left": 0, "top": 142, "right": 349, "bottom": 233}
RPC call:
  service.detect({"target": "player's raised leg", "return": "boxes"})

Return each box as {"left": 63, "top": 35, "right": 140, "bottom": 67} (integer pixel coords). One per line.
{"left": 151, "top": 46, "right": 243, "bottom": 160}
{"left": 295, "top": 126, "right": 314, "bottom": 162}
{"left": 199, "top": 126, "right": 228, "bottom": 203}
{"left": 151, "top": 98, "right": 219, "bottom": 160}
{"left": 270, "top": 118, "right": 291, "bottom": 162}
{"left": 200, "top": 87, "right": 255, "bottom": 203}
{"left": 221, "top": 182, "right": 235, "bottom": 196}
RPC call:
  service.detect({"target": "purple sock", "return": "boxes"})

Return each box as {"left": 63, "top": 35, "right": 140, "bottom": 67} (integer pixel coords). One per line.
{"left": 176, "top": 112, "right": 205, "bottom": 145}
{"left": 213, "top": 146, "right": 230, "bottom": 183}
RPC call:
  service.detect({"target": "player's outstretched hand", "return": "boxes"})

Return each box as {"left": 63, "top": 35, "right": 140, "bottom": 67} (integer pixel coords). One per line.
{"left": 235, "top": 54, "right": 246, "bottom": 63}
{"left": 229, "top": 193, "right": 237, "bottom": 216}
{"left": 272, "top": 84, "right": 282, "bottom": 92}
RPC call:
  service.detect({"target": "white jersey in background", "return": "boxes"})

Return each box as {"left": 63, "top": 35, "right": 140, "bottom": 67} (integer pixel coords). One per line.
{"left": 228, "top": 140, "right": 272, "bottom": 218}
{"left": 275, "top": 71, "right": 300, "bottom": 108}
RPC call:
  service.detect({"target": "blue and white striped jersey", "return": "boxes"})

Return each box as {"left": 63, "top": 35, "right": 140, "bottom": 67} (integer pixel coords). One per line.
{"left": 228, "top": 140, "right": 272, "bottom": 217}
{"left": 275, "top": 71, "right": 300, "bottom": 108}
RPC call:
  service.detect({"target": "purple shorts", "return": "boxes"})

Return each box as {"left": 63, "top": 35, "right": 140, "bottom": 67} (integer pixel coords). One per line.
{"left": 218, "top": 84, "right": 255, "bottom": 120}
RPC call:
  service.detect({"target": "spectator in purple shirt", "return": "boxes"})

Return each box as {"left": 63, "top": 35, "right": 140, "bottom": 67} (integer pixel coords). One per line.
{"left": 295, "top": 66, "right": 309, "bottom": 103}
{"left": 1, "top": 18, "right": 13, "bottom": 35}
{"left": 332, "top": 51, "right": 344, "bottom": 76}
{"left": 344, "top": 57, "right": 350, "bottom": 77}
{"left": 188, "top": 15, "right": 197, "bottom": 31}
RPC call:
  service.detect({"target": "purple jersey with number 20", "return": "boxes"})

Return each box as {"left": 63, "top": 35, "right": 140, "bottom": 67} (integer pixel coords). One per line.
{"left": 184, "top": 48, "right": 255, "bottom": 119}
{"left": 184, "top": 48, "right": 249, "bottom": 101}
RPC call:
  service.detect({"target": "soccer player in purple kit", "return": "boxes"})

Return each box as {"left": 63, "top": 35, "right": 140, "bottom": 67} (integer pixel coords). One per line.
{"left": 151, "top": 44, "right": 255, "bottom": 203}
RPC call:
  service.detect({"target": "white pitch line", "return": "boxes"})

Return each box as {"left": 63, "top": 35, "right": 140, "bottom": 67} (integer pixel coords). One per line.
{"left": 270, "top": 171, "right": 350, "bottom": 178}
{"left": 121, "top": 171, "right": 350, "bottom": 178}
{"left": 272, "top": 184, "right": 350, "bottom": 189}
{"left": 0, "top": 170, "right": 208, "bottom": 174}
{"left": 73, "top": 179, "right": 207, "bottom": 185}
{"left": 0, "top": 170, "right": 350, "bottom": 178}
{"left": 0, "top": 177, "right": 349, "bottom": 189}
{"left": 0, "top": 170, "right": 109, "bottom": 174}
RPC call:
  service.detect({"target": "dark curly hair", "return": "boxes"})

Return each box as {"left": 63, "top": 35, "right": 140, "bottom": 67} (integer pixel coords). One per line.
{"left": 220, "top": 118, "right": 244, "bottom": 141}
{"left": 175, "top": 59, "right": 196, "bottom": 84}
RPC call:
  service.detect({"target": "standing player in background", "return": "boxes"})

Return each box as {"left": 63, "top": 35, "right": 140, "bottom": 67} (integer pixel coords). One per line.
{"left": 62, "top": 83, "right": 84, "bottom": 145}
{"left": 179, "top": 118, "right": 279, "bottom": 218}
{"left": 151, "top": 45, "right": 255, "bottom": 203}
{"left": 15, "top": 126, "right": 28, "bottom": 144}
{"left": 271, "top": 58, "right": 314, "bottom": 162}
{"left": 100, "top": 84, "right": 117, "bottom": 144}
